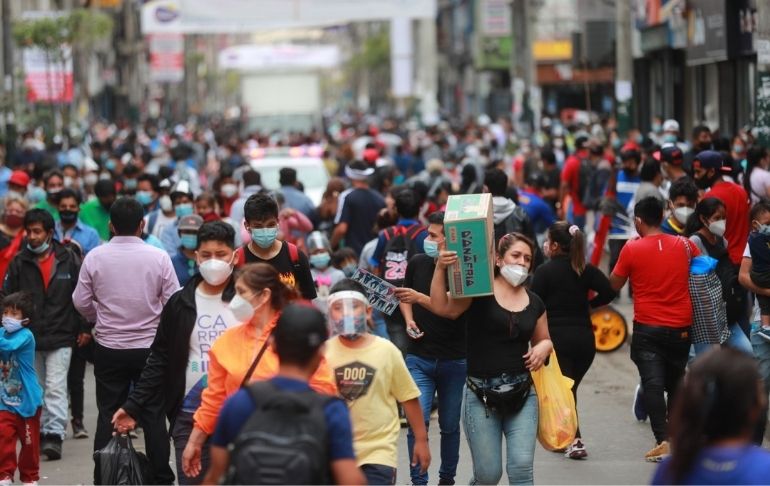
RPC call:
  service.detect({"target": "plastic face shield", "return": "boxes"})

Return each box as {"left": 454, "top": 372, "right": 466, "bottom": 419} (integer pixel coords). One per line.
{"left": 327, "top": 291, "right": 369, "bottom": 338}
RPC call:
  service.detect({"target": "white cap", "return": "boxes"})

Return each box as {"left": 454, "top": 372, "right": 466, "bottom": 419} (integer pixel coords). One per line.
{"left": 663, "top": 119, "right": 680, "bottom": 133}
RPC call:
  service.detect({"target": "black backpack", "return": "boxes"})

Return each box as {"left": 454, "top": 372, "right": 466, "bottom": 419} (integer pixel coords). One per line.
{"left": 379, "top": 223, "right": 426, "bottom": 287}
{"left": 225, "top": 382, "right": 333, "bottom": 485}
{"left": 576, "top": 157, "right": 596, "bottom": 207}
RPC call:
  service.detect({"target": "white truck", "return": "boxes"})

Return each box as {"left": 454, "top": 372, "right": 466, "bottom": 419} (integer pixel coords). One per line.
{"left": 240, "top": 71, "right": 322, "bottom": 134}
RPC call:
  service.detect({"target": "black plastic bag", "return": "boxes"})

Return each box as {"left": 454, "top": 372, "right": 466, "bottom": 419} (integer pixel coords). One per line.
{"left": 93, "top": 434, "right": 153, "bottom": 485}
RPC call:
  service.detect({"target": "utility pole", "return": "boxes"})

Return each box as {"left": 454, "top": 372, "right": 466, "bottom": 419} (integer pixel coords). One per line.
{"left": 757, "top": 0, "right": 770, "bottom": 147}
{"left": 510, "top": 0, "right": 537, "bottom": 139}
{"left": 615, "top": 0, "right": 633, "bottom": 137}
{"left": 1, "top": 0, "right": 16, "bottom": 154}
{"left": 416, "top": 17, "right": 438, "bottom": 124}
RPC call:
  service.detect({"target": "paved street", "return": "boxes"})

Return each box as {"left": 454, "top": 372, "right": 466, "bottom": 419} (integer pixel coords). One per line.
{"left": 36, "top": 298, "right": 767, "bottom": 485}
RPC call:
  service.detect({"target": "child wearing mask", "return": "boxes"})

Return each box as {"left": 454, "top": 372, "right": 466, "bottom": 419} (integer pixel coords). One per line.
{"left": 0, "top": 292, "right": 43, "bottom": 485}
{"left": 748, "top": 200, "right": 770, "bottom": 342}
{"left": 324, "top": 279, "right": 430, "bottom": 485}
{"left": 307, "top": 232, "right": 345, "bottom": 315}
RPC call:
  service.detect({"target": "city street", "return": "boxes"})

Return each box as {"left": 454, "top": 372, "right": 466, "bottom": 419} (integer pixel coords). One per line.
{"left": 39, "top": 300, "right": 662, "bottom": 485}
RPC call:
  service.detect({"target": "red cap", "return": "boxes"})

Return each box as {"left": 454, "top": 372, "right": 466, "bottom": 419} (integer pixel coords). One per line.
{"left": 363, "top": 148, "right": 379, "bottom": 164}
{"left": 8, "top": 171, "right": 30, "bottom": 187}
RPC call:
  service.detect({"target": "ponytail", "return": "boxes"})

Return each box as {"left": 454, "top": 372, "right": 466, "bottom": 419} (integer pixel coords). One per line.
{"left": 547, "top": 222, "right": 586, "bottom": 275}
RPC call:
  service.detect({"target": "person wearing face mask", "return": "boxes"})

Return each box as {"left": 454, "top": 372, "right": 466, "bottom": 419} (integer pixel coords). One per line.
{"left": 331, "top": 247, "right": 359, "bottom": 278}
{"left": 607, "top": 145, "right": 642, "bottom": 277}
{"left": 6, "top": 171, "right": 30, "bottom": 202}
{"left": 686, "top": 198, "right": 754, "bottom": 355}
{"left": 235, "top": 192, "right": 317, "bottom": 300}
{"left": 693, "top": 151, "right": 750, "bottom": 267}
{"left": 0, "top": 292, "right": 44, "bottom": 486}
{"left": 430, "top": 232, "right": 553, "bottom": 484}
{"left": 215, "top": 172, "right": 239, "bottom": 217}
{"left": 609, "top": 197, "right": 700, "bottom": 462}
{"left": 743, "top": 146, "right": 770, "bottom": 204}
{"left": 4, "top": 209, "right": 89, "bottom": 461}
{"left": 661, "top": 179, "right": 699, "bottom": 236}
{"left": 0, "top": 197, "right": 28, "bottom": 282}
{"left": 110, "top": 222, "right": 242, "bottom": 485}
{"left": 531, "top": 222, "right": 615, "bottom": 460}
{"left": 144, "top": 178, "right": 176, "bottom": 239}
{"left": 79, "top": 179, "right": 117, "bottom": 241}
{"left": 307, "top": 231, "right": 345, "bottom": 313}
{"left": 180, "top": 263, "right": 337, "bottom": 481}
{"left": 34, "top": 170, "right": 64, "bottom": 222}
{"left": 324, "top": 279, "right": 430, "bottom": 485}
{"left": 172, "top": 215, "right": 204, "bottom": 287}
{"left": 746, "top": 201, "right": 770, "bottom": 343}
{"left": 54, "top": 188, "right": 100, "bottom": 256}
{"left": 683, "top": 125, "right": 713, "bottom": 175}
{"left": 161, "top": 180, "right": 196, "bottom": 258}
{"left": 392, "top": 211, "right": 466, "bottom": 486}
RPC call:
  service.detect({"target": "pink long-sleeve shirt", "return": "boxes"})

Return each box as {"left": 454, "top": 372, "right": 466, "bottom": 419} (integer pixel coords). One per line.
{"left": 73, "top": 236, "right": 179, "bottom": 349}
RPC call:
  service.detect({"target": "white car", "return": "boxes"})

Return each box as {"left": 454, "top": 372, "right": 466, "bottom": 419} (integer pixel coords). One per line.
{"left": 248, "top": 156, "right": 329, "bottom": 206}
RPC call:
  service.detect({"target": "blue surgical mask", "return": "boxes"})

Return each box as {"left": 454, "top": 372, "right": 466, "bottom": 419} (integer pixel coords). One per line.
{"left": 175, "top": 203, "right": 194, "bottom": 218}
{"left": 635, "top": 134, "right": 644, "bottom": 144}
{"left": 180, "top": 234, "right": 198, "bottom": 250}
{"left": 124, "top": 178, "right": 138, "bottom": 190}
{"left": 342, "top": 263, "right": 357, "bottom": 277}
{"left": 423, "top": 239, "right": 439, "bottom": 258}
{"left": 251, "top": 227, "right": 278, "bottom": 249}
{"left": 135, "top": 191, "right": 154, "bottom": 206}
{"left": 663, "top": 134, "right": 678, "bottom": 143}
{"left": 2, "top": 316, "right": 25, "bottom": 333}
{"left": 652, "top": 123, "right": 662, "bottom": 133}
{"left": 758, "top": 224, "right": 770, "bottom": 236}
{"left": 105, "top": 159, "right": 116, "bottom": 171}
{"left": 27, "top": 239, "right": 50, "bottom": 255}
{"left": 733, "top": 145, "right": 745, "bottom": 155}
{"left": 309, "top": 252, "right": 331, "bottom": 269}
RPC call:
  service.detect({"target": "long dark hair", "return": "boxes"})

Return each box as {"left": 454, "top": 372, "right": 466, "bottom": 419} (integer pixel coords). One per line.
{"left": 684, "top": 198, "right": 724, "bottom": 237}
{"left": 744, "top": 146, "right": 767, "bottom": 197}
{"left": 667, "top": 348, "right": 764, "bottom": 484}
{"left": 547, "top": 221, "right": 586, "bottom": 275}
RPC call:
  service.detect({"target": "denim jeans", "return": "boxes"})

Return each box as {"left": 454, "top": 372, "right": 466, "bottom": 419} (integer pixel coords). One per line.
{"left": 751, "top": 321, "right": 770, "bottom": 444}
{"left": 692, "top": 323, "right": 755, "bottom": 362}
{"left": 630, "top": 324, "right": 690, "bottom": 444}
{"left": 406, "top": 355, "right": 466, "bottom": 485}
{"left": 171, "top": 411, "right": 210, "bottom": 485}
{"left": 361, "top": 464, "right": 396, "bottom": 485}
{"left": 371, "top": 309, "right": 390, "bottom": 339}
{"left": 34, "top": 347, "right": 72, "bottom": 440}
{"left": 462, "top": 377, "right": 538, "bottom": 485}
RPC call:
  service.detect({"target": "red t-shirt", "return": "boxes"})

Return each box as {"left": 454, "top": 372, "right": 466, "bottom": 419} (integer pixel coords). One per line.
{"left": 38, "top": 251, "right": 56, "bottom": 292}
{"left": 612, "top": 234, "right": 699, "bottom": 327}
{"left": 560, "top": 150, "right": 589, "bottom": 216}
{"left": 706, "top": 181, "right": 750, "bottom": 265}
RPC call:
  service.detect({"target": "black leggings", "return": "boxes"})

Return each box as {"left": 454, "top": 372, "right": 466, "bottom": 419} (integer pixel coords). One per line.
{"left": 549, "top": 326, "right": 596, "bottom": 439}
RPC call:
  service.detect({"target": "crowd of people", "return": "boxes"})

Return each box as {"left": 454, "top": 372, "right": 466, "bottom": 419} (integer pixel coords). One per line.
{"left": 0, "top": 112, "right": 769, "bottom": 485}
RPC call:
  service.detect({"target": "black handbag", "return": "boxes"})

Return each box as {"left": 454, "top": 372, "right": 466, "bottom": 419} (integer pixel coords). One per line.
{"left": 467, "top": 375, "right": 531, "bottom": 417}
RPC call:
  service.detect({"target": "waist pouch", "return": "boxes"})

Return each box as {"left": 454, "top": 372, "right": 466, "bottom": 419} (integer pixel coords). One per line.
{"left": 467, "top": 374, "right": 531, "bottom": 417}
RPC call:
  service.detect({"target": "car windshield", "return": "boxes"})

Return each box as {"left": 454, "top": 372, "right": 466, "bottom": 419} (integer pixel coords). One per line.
{"left": 258, "top": 163, "right": 328, "bottom": 191}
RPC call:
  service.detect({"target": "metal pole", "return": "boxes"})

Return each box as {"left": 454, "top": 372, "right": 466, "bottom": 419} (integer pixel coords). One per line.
{"left": 511, "top": 0, "right": 535, "bottom": 139}
{"left": 615, "top": 0, "right": 633, "bottom": 137}
{"left": 2, "top": 0, "right": 16, "bottom": 154}
{"left": 756, "top": 0, "right": 770, "bottom": 147}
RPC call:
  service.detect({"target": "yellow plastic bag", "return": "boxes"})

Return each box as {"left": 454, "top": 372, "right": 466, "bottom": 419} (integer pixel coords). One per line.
{"left": 530, "top": 351, "right": 577, "bottom": 451}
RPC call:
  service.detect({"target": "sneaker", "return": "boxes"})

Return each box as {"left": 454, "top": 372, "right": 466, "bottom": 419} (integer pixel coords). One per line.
{"left": 756, "top": 327, "right": 770, "bottom": 342}
{"left": 41, "top": 434, "right": 62, "bottom": 461}
{"left": 0, "top": 478, "right": 13, "bottom": 485}
{"left": 71, "top": 418, "right": 88, "bottom": 439}
{"left": 633, "top": 384, "right": 648, "bottom": 422}
{"left": 438, "top": 479, "right": 455, "bottom": 485}
{"left": 564, "top": 439, "right": 588, "bottom": 460}
{"left": 644, "top": 441, "right": 670, "bottom": 463}
{"left": 23, "top": 482, "right": 39, "bottom": 486}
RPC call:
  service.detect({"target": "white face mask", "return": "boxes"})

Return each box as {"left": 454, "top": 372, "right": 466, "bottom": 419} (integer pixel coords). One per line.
{"left": 228, "top": 293, "right": 255, "bottom": 322}
{"left": 159, "top": 195, "right": 173, "bottom": 212}
{"left": 84, "top": 173, "right": 98, "bottom": 186}
{"left": 500, "top": 264, "right": 529, "bottom": 287}
{"left": 198, "top": 257, "right": 233, "bottom": 286}
{"left": 708, "top": 219, "right": 727, "bottom": 238}
{"left": 673, "top": 206, "right": 694, "bottom": 225}
{"left": 221, "top": 183, "right": 238, "bottom": 198}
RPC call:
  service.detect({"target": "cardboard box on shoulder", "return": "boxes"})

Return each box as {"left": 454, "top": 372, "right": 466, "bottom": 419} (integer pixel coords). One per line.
{"left": 443, "top": 193, "right": 495, "bottom": 297}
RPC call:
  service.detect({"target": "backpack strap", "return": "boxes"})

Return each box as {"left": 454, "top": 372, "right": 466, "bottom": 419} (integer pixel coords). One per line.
{"left": 235, "top": 243, "right": 300, "bottom": 271}
{"left": 240, "top": 328, "right": 274, "bottom": 388}
{"left": 405, "top": 224, "right": 425, "bottom": 240}
{"left": 286, "top": 241, "right": 299, "bottom": 265}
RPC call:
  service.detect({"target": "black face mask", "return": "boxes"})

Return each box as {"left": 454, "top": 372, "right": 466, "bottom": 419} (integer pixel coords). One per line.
{"left": 100, "top": 200, "right": 113, "bottom": 211}
{"left": 623, "top": 168, "right": 637, "bottom": 177}
{"left": 695, "top": 171, "right": 716, "bottom": 190}
{"left": 60, "top": 210, "right": 78, "bottom": 224}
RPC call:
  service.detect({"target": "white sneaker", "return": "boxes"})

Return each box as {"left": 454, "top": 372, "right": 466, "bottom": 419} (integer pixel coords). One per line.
{"left": 0, "top": 478, "right": 13, "bottom": 486}
{"left": 23, "top": 482, "right": 38, "bottom": 486}
{"left": 564, "top": 439, "right": 588, "bottom": 459}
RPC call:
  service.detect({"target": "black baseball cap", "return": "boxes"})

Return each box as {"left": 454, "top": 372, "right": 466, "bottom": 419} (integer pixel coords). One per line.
{"left": 273, "top": 303, "right": 329, "bottom": 365}
{"left": 658, "top": 146, "right": 684, "bottom": 166}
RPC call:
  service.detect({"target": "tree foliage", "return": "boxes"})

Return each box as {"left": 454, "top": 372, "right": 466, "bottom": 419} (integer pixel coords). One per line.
{"left": 12, "top": 9, "right": 113, "bottom": 57}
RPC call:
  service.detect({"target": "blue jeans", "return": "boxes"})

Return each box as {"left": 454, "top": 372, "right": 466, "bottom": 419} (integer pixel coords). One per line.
{"left": 751, "top": 322, "right": 770, "bottom": 444}
{"left": 361, "top": 464, "right": 396, "bottom": 485}
{"left": 35, "top": 347, "right": 72, "bottom": 440}
{"left": 692, "top": 323, "right": 755, "bottom": 361}
{"left": 406, "top": 355, "right": 467, "bottom": 485}
{"left": 462, "top": 377, "right": 538, "bottom": 485}
{"left": 371, "top": 309, "right": 389, "bottom": 339}
{"left": 566, "top": 203, "right": 586, "bottom": 232}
